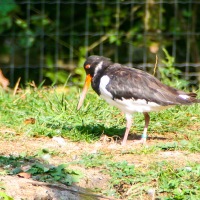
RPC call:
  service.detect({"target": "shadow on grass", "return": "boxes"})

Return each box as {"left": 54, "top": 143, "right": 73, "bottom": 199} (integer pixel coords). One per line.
{"left": 75, "top": 124, "right": 125, "bottom": 137}
{"left": 44, "top": 121, "right": 167, "bottom": 143}
{"left": 0, "top": 155, "right": 110, "bottom": 200}
{"left": 75, "top": 124, "right": 167, "bottom": 142}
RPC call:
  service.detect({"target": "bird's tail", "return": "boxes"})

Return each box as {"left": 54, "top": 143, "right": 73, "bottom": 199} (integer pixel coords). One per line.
{"left": 181, "top": 92, "right": 200, "bottom": 104}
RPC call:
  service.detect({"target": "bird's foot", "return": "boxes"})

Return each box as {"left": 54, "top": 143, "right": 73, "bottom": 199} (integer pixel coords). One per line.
{"left": 121, "top": 140, "right": 127, "bottom": 146}
{"left": 132, "top": 133, "right": 147, "bottom": 145}
{"left": 132, "top": 137, "right": 146, "bottom": 145}
{"left": 121, "top": 138, "right": 146, "bottom": 146}
{"left": 121, "top": 133, "right": 147, "bottom": 146}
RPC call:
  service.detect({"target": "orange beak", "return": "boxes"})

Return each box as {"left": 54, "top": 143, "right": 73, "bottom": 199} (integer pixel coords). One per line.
{"left": 77, "top": 74, "right": 92, "bottom": 110}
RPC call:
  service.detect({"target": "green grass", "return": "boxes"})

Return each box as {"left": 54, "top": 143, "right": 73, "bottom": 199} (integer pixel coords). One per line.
{"left": 0, "top": 86, "right": 126, "bottom": 141}
{"left": 0, "top": 85, "right": 199, "bottom": 199}
{"left": 77, "top": 152, "right": 200, "bottom": 199}
{"left": 0, "top": 191, "right": 13, "bottom": 200}
{"left": 0, "top": 86, "right": 199, "bottom": 143}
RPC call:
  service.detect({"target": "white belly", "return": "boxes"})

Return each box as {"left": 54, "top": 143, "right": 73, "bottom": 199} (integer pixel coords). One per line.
{"left": 99, "top": 75, "right": 171, "bottom": 114}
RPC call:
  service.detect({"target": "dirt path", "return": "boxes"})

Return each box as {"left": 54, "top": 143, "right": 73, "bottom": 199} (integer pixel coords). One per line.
{"left": 0, "top": 134, "right": 199, "bottom": 199}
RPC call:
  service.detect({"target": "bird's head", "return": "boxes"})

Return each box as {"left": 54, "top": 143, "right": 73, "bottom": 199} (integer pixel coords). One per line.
{"left": 77, "top": 55, "right": 112, "bottom": 110}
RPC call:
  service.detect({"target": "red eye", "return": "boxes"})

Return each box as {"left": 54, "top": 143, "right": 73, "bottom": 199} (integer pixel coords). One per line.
{"left": 85, "top": 64, "right": 90, "bottom": 69}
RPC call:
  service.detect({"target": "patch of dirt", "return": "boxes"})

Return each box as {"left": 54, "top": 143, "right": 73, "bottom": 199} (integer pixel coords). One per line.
{"left": 0, "top": 176, "right": 110, "bottom": 200}
{"left": 0, "top": 132, "right": 200, "bottom": 199}
{"left": 187, "top": 122, "right": 200, "bottom": 131}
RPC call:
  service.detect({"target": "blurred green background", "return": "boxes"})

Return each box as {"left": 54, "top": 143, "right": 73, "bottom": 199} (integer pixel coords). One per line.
{"left": 0, "top": 0, "right": 199, "bottom": 88}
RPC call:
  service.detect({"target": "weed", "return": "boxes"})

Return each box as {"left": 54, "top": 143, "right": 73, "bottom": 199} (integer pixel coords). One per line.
{"left": 106, "top": 161, "right": 135, "bottom": 185}
{"left": 0, "top": 155, "right": 83, "bottom": 186}
{"left": 155, "top": 162, "right": 200, "bottom": 199}
{"left": 0, "top": 191, "right": 13, "bottom": 200}
{"left": 78, "top": 152, "right": 112, "bottom": 168}
{"left": 159, "top": 48, "right": 189, "bottom": 89}
{"left": 78, "top": 151, "right": 200, "bottom": 199}
{"left": 27, "top": 163, "right": 83, "bottom": 185}
{"left": 35, "top": 148, "right": 60, "bottom": 157}
{"left": 157, "top": 142, "right": 179, "bottom": 151}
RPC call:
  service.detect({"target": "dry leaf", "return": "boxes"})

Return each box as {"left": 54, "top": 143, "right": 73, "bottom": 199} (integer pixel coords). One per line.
{"left": 24, "top": 118, "right": 36, "bottom": 125}
{"left": 17, "top": 172, "right": 32, "bottom": 179}
{"left": 0, "top": 69, "right": 9, "bottom": 89}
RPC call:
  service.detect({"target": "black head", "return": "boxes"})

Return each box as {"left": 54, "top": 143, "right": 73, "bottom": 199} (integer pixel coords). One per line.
{"left": 84, "top": 55, "right": 112, "bottom": 77}
{"left": 77, "top": 55, "right": 112, "bottom": 110}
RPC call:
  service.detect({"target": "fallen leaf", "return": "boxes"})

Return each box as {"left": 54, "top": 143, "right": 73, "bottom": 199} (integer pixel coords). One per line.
{"left": 24, "top": 118, "right": 36, "bottom": 125}
{"left": 0, "top": 69, "right": 9, "bottom": 89}
{"left": 17, "top": 172, "right": 32, "bottom": 179}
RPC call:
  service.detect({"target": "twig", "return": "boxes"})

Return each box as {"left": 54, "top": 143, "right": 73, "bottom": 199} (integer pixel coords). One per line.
{"left": 87, "top": 35, "right": 109, "bottom": 52}
{"left": 30, "top": 181, "right": 116, "bottom": 200}
{"left": 13, "top": 77, "right": 21, "bottom": 95}
{"left": 153, "top": 54, "right": 158, "bottom": 76}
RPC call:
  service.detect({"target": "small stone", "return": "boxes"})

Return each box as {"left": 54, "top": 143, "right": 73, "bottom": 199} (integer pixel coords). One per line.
{"left": 52, "top": 136, "right": 66, "bottom": 147}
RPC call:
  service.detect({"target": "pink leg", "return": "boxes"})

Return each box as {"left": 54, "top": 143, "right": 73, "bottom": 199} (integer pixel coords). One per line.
{"left": 121, "top": 114, "right": 133, "bottom": 146}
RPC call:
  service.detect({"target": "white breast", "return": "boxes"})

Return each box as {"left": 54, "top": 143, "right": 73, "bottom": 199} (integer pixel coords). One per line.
{"left": 99, "top": 75, "right": 171, "bottom": 114}
{"left": 99, "top": 75, "right": 112, "bottom": 98}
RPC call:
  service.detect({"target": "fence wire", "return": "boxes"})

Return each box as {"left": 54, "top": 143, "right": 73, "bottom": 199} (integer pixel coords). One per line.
{"left": 1, "top": 0, "right": 200, "bottom": 87}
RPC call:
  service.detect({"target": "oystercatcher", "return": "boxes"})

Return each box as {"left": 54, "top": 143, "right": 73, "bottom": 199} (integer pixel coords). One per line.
{"left": 77, "top": 55, "right": 200, "bottom": 146}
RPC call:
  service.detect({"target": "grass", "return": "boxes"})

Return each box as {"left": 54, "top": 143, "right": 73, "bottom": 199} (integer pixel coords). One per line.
{"left": 77, "top": 152, "right": 200, "bottom": 199}
{"left": 0, "top": 86, "right": 126, "bottom": 141}
{"left": 0, "top": 85, "right": 199, "bottom": 199}
{"left": 0, "top": 86, "right": 199, "bottom": 143}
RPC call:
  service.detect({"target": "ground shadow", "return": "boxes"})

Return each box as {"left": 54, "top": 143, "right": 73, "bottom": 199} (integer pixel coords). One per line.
{"left": 75, "top": 123, "right": 167, "bottom": 142}
{"left": 0, "top": 154, "right": 111, "bottom": 200}
{"left": 75, "top": 124, "right": 124, "bottom": 137}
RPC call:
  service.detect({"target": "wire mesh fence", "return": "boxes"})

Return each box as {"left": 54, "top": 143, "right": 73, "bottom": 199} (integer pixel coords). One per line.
{"left": 1, "top": 0, "right": 200, "bottom": 88}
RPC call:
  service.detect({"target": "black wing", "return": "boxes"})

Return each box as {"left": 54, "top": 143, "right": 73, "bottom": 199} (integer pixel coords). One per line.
{"left": 105, "top": 64, "right": 199, "bottom": 106}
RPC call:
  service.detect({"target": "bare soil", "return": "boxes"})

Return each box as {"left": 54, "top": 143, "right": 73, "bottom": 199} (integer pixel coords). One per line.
{"left": 0, "top": 130, "right": 200, "bottom": 200}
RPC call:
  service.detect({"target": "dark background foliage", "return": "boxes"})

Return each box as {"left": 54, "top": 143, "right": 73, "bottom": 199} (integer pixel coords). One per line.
{"left": 0, "top": 0, "right": 199, "bottom": 88}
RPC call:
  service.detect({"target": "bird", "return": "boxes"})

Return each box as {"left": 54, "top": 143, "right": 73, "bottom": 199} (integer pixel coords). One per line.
{"left": 77, "top": 55, "right": 200, "bottom": 146}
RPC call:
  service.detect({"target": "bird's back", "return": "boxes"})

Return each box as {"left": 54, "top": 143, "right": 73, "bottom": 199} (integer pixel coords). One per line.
{"left": 102, "top": 63, "right": 200, "bottom": 106}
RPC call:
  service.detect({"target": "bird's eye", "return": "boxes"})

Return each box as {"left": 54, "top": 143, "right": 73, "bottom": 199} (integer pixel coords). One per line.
{"left": 85, "top": 64, "right": 90, "bottom": 69}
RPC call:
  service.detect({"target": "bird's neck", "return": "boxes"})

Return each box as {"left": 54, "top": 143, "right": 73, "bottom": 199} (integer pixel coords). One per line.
{"left": 91, "top": 66, "right": 108, "bottom": 95}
